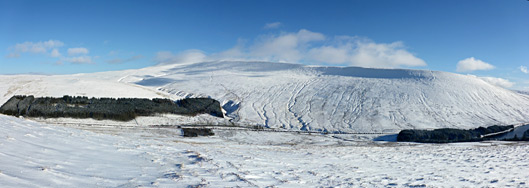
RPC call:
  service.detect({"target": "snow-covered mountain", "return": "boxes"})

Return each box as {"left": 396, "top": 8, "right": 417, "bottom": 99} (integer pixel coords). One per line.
{"left": 2, "top": 61, "right": 529, "bottom": 133}
{"left": 515, "top": 90, "right": 529, "bottom": 96}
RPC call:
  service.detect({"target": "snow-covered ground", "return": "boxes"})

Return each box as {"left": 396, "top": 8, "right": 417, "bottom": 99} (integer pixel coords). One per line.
{"left": 139, "top": 61, "right": 529, "bottom": 132}
{"left": 1, "top": 114, "right": 529, "bottom": 187}
{"left": 2, "top": 61, "right": 529, "bottom": 187}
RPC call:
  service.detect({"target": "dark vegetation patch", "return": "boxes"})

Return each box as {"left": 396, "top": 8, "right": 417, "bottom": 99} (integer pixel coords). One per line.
{"left": 0, "top": 95, "right": 224, "bottom": 121}
{"left": 181, "top": 128, "right": 214, "bottom": 137}
{"left": 397, "top": 125, "right": 515, "bottom": 143}
{"left": 501, "top": 129, "right": 529, "bottom": 141}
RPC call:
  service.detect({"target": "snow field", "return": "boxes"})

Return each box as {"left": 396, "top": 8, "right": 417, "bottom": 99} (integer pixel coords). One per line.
{"left": 0, "top": 114, "right": 162, "bottom": 187}
{"left": 2, "top": 113, "right": 529, "bottom": 187}
{"left": 2, "top": 61, "right": 529, "bottom": 187}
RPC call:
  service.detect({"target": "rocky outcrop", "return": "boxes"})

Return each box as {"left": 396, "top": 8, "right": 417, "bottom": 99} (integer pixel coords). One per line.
{"left": 0, "top": 95, "right": 224, "bottom": 121}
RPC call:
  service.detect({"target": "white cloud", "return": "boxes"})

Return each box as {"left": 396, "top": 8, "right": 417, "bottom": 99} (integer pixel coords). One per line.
{"left": 67, "top": 47, "right": 89, "bottom": 56}
{"left": 308, "top": 46, "right": 350, "bottom": 64}
{"left": 248, "top": 29, "right": 325, "bottom": 62}
{"left": 7, "top": 40, "right": 64, "bottom": 57}
{"left": 478, "top": 76, "right": 514, "bottom": 88}
{"left": 6, "top": 53, "right": 20, "bottom": 58}
{"left": 42, "top": 40, "right": 64, "bottom": 48}
{"left": 108, "top": 50, "right": 118, "bottom": 56}
{"left": 308, "top": 39, "right": 426, "bottom": 68}
{"left": 264, "top": 22, "right": 281, "bottom": 29}
{"left": 155, "top": 50, "right": 206, "bottom": 65}
{"left": 456, "top": 57, "right": 494, "bottom": 72}
{"left": 50, "top": 49, "right": 61, "bottom": 57}
{"left": 66, "top": 56, "right": 93, "bottom": 64}
{"left": 352, "top": 41, "right": 426, "bottom": 68}
{"left": 519, "top": 66, "right": 528, "bottom": 74}
{"left": 156, "top": 29, "right": 426, "bottom": 69}
{"left": 107, "top": 55, "right": 144, "bottom": 64}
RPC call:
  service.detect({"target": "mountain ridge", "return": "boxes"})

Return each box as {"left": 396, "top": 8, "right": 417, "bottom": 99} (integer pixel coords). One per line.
{"left": 1, "top": 61, "right": 528, "bottom": 132}
{"left": 132, "top": 61, "right": 529, "bottom": 132}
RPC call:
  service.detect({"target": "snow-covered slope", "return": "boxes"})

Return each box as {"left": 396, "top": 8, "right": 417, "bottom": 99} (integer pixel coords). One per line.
{"left": 130, "top": 61, "right": 529, "bottom": 132}
{"left": 4, "top": 114, "right": 529, "bottom": 187}
{"left": 0, "top": 114, "right": 164, "bottom": 187}
{"left": 2, "top": 61, "right": 529, "bottom": 132}
{"left": 515, "top": 90, "right": 529, "bottom": 96}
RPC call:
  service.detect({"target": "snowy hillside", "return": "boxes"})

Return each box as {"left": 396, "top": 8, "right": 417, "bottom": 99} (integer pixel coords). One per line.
{"left": 129, "top": 61, "right": 529, "bottom": 132}
{"left": 2, "top": 62, "right": 529, "bottom": 187}
{"left": 2, "top": 61, "right": 529, "bottom": 132}
{"left": 515, "top": 90, "right": 529, "bottom": 96}
{"left": 0, "top": 114, "right": 172, "bottom": 187}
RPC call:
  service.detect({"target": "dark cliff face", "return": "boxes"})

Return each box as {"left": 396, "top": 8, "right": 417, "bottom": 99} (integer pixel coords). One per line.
{"left": 0, "top": 95, "right": 224, "bottom": 121}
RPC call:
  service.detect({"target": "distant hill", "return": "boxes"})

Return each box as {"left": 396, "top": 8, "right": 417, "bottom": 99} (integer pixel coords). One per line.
{"left": 1, "top": 61, "right": 529, "bottom": 133}
{"left": 514, "top": 90, "right": 529, "bottom": 96}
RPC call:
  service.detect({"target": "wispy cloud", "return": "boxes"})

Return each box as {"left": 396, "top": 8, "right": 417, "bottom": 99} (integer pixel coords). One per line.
{"left": 67, "top": 47, "right": 89, "bottom": 56}
{"left": 107, "top": 55, "right": 144, "bottom": 64}
{"left": 5, "top": 40, "right": 94, "bottom": 65}
{"left": 264, "top": 22, "right": 281, "bottom": 29}
{"left": 308, "top": 38, "right": 426, "bottom": 68}
{"left": 50, "top": 49, "right": 61, "bottom": 57}
{"left": 65, "top": 56, "right": 93, "bottom": 64}
{"left": 7, "top": 40, "right": 64, "bottom": 58}
{"left": 155, "top": 50, "right": 206, "bottom": 65}
{"left": 520, "top": 66, "right": 528, "bottom": 74}
{"left": 158, "top": 29, "right": 427, "bottom": 69}
{"left": 456, "top": 57, "right": 494, "bottom": 72}
{"left": 108, "top": 50, "right": 118, "bottom": 56}
{"left": 248, "top": 29, "right": 325, "bottom": 62}
{"left": 477, "top": 76, "right": 514, "bottom": 88}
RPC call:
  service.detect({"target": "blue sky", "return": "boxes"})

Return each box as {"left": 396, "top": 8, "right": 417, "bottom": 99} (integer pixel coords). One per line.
{"left": 1, "top": 0, "right": 528, "bottom": 89}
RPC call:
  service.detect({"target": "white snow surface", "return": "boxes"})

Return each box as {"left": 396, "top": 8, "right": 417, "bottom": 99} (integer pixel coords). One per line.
{"left": 2, "top": 61, "right": 529, "bottom": 132}
{"left": 1, "top": 114, "right": 529, "bottom": 187}
{"left": 2, "top": 61, "right": 529, "bottom": 187}
{"left": 147, "top": 61, "right": 529, "bottom": 132}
